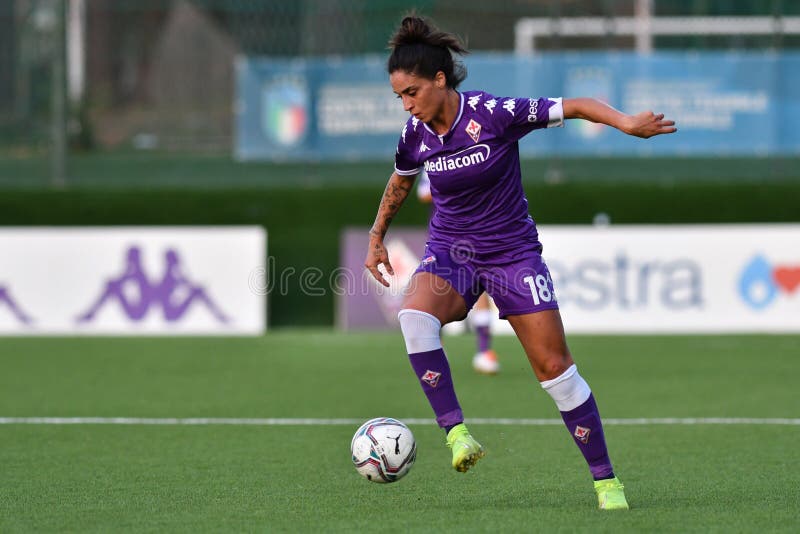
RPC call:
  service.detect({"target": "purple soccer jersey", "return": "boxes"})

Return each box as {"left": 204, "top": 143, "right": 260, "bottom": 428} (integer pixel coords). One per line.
{"left": 395, "top": 91, "right": 564, "bottom": 254}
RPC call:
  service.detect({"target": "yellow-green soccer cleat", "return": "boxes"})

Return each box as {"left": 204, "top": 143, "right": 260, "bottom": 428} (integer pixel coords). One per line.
{"left": 446, "top": 423, "right": 485, "bottom": 473}
{"left": 594, "top": 477, "right": 630, "bottom": 510}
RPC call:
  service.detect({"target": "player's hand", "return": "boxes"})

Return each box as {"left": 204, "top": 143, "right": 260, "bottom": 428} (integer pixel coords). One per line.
{"left": 624, "top": 111, "right": 677, "bottom": 139}
{"left": 365, "top": 238, "right": 394, "bottom": 287}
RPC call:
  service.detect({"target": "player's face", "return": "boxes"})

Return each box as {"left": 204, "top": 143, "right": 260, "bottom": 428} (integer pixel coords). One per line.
{"left": 390, "top": 70, "right": 447, "bottom": 124}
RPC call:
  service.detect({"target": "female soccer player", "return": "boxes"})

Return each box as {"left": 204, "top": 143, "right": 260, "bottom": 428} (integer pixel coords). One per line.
{"left": 365, "top": 15, "right": 676, "bottom": 510}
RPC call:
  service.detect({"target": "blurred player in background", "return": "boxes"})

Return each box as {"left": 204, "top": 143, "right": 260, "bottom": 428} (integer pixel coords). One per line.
{"left": 365, "top": 15, "right": 675, "bottom": 509}
{"left": 417, "top": 170, "right": 500, "bottom": 375}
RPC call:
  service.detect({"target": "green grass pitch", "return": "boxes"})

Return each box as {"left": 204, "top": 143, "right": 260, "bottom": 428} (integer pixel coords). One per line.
{"left": 1, "top": 332, "right": 798, "bottom": 532}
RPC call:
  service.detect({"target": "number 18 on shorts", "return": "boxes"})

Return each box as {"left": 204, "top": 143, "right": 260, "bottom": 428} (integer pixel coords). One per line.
{"left": 477, "top": 250, "right": 559, "bottom": 318}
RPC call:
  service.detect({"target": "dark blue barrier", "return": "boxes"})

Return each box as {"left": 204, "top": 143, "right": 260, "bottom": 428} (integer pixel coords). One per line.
{"left": 236, "top": 52, "right": 800, "bottom": 161}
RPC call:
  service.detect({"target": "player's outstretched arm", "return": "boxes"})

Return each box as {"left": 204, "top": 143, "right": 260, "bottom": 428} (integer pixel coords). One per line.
{"left": 365, "top": 171, "right": 416, "bottom": 287}
{"left": 563, "top": 97, "right": 677, "bottom": 139}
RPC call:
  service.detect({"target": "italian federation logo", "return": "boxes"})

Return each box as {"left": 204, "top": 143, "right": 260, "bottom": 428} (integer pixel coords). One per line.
{"left": 421, "top": 370, "right": 441, "bottom": 387}
{"left": 261, "top": 77, "right": 309, "bottom": 147}
{"left": 574, "top": 425, "right": 591, "bottom": 444}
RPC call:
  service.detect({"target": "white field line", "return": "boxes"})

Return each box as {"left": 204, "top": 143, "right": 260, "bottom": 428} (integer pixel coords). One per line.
{"left": 0, "top": 417, "right": 798, "bottom": 426}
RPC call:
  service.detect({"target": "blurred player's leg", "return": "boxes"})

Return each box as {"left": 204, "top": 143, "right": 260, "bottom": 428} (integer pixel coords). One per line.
{"left": 470, "top": 293, "right": 499, "bottom": 374}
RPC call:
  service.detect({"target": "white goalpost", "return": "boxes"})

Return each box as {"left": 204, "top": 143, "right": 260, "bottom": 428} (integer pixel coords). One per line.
{"left": 515, "top": 0, "right": 800, "bottom": 55}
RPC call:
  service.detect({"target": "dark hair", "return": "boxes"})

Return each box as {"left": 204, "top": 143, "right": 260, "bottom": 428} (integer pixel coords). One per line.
{"left": 387, "top": 15, "right": 468, "bottom": 89}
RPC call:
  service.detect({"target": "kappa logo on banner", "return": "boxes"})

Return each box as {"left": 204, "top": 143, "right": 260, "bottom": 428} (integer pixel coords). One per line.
{"left": 738, "top": 255, "right": 800, "bottom": 310}
{"left": 421, "top": 370, "right": 441, "bottom": 387}
{"left": 0, "top": 285, "right": 34, "bottom": 325}
{"left": 76, "top": 246, "right": 230, "bottom": 324}
{"left": 574, "top": 425, "right": 591, "bottom": 444}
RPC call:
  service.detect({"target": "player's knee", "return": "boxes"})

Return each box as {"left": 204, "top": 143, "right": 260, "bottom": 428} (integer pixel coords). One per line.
{"left": 542, "top": 361, "right": 570, "bottom": 380}
{"left": 398, "top": 309, "right": 442, "bottom": 354}
{"left": 535, "top": 352, "right": 573, "bottom": 381}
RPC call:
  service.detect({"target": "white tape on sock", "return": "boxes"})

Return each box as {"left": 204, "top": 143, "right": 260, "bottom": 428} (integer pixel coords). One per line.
{"left": 398, "top": 309, "right": 442, "bottom": 354}
{"left": 540, "top": 364, "right": 592, "bottom": 412}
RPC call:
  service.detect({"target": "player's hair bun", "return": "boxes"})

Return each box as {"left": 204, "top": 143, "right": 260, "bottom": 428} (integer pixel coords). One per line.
{"left": 389, "top": 16, "right": 467, "bottom": 55}
{"left": 387, "top": 15, "right": 468, "bottom": 89}
{"left": 390, "top": 16, "right": 432, "bottom": 47}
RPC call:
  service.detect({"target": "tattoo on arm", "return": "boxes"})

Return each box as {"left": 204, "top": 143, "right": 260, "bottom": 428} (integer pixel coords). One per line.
{"left": 370, "top": 174, "right": 414, "bottom": 239}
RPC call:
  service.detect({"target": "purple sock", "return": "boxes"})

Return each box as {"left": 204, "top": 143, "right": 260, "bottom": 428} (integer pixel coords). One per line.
{"left": 560, "top": 394, "right": 615, "bottom": 480}
{"left": 475, "top": 326, "right": 491, "bottom": 353}
{"left": 408, "top": 348, "right": 463, "bottom": 428}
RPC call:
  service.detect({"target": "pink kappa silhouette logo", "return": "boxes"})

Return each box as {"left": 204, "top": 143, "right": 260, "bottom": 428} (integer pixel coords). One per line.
{"left": 76, "top": 246, "right": 229, "bottom": 324}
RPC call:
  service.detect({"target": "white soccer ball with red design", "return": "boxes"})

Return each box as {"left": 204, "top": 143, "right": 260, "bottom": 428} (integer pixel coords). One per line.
{"left": 351, "top": 417, "right": 416, "bottom": 483}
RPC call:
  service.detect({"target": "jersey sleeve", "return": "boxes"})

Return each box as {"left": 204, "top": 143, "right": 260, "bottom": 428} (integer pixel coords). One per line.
{"left": 394, "top": 120, "right": 422, "bottom": 176}
{"left": 497, "top": 97, "right": 564, "bottom": 142}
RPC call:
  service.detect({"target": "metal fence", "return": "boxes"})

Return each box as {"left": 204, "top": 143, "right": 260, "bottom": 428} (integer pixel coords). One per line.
{"left": 1, "top": 0, "right": 798, "bottom": 184}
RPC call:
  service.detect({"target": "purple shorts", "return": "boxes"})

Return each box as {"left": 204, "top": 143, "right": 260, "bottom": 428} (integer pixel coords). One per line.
{"left": 413, "top": 241, "right": 559, "bottom": 319}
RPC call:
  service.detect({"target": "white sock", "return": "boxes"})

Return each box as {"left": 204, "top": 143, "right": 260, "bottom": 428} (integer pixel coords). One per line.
{"left": 540, "top": 364, "right": 592, "bottom": 412}
{"left": 397, "top": 309, "right": 442, "bottom": 354}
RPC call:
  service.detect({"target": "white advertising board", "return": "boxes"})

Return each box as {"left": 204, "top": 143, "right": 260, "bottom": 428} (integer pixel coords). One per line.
{"left": 0, "top": 227, "right": 266, "bottom": 335}
{"left": 492, "top": 224, "right": 800, "bottom": 334}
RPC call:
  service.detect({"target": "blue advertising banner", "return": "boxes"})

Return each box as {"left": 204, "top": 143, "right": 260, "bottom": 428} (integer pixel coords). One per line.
{"left": 236, "top": 52, "right": 800, "bottom": 161}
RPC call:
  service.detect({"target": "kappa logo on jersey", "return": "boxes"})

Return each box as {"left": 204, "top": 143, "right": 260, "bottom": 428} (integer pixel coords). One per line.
{"left": 421, "top": 255, "right": 437, "bottom": 266}
{"left": 574, "top": 425, "right": 591, "bottom": 444}
{"left": 419, "top": 141, "right": 430, "bottom": 153}
{"left": 465, "top": 119, "right": 482, "bottom": 143}
{"left": 467, "top": 94, "right": 482, "bottom": 111}
{"left": 484, "top": 98, "right": 497, "bottom": 114}
{"left": 421, "top": 370, "right": 441, "bottom": 387}
{"left": 401, "top": 123, "right": 408, "bottom": 143}
{"left": 412, "top": 117, "right": 420, "bottom": 131}
{"left": 503, "top": 99, "right": 516, "bottom": 115}
{"left": 424, "top": 144, "right": 490, "bottom": 173}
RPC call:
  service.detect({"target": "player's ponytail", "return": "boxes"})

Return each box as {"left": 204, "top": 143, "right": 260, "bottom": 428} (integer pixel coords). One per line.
{"left": 387, "top": 15, "right": 468, "bottom": 89}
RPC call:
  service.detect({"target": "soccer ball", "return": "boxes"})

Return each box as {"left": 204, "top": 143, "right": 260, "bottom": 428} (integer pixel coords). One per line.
{"left": 351, "top": 417, "right": 416, "bottom": 483}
